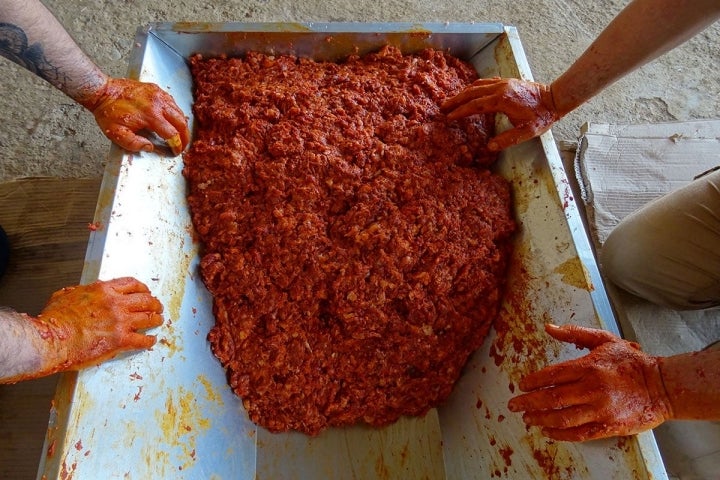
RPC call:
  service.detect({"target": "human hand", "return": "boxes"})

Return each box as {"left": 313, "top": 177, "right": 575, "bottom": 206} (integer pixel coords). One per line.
{"left": 441, "top": 78, "right": 561, "bottom": 151}
{"left": 507, "top": 324, "right": 673, "bottom": 441}
{"left": 35, "top": 277, "right": 164, "bottom": 372}
{"left": 82, "top": 78, "right": 190, "bottom": 156}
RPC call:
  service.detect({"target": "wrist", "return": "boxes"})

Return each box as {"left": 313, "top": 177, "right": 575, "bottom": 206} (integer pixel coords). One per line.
{"left": 28, "top": 312, "right": 76, "bottom": 375}
{"left": 547, "top": 81, "right": 572, "bottom": 120}
{"left": 658, "top": 349, "right": 720, "bottom": 420}
{"left": 646, "top": 355, "right": 675, "bottom": 421}
{"left": 74, "top": 72, "right": 110, "bottom": 112}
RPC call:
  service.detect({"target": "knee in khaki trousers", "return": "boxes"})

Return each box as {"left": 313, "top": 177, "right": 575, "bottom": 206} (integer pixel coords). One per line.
{"left": 600, "top": 168, "right": 720, "bottom": 310}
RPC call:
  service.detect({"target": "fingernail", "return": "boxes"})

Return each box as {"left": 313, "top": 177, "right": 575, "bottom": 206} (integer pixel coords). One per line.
{"left": 167, "top": 134, "right": 182, "bottom": 150}
{"left": 488, "top": 141, "right": 498, "bottom": 151}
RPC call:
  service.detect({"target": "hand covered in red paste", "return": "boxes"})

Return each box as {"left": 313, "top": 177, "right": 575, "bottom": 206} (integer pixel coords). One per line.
{"left": 33, "top": 277, "right": 164, "bottom": 373}
{"left": 80, "top": 78, "right": 190, "bottom": 156}
{"left": 441, "top": 78, "right": 561, "bottom": 151}
{"left": 507, "top": 324, "right": 673, "bottom": 442}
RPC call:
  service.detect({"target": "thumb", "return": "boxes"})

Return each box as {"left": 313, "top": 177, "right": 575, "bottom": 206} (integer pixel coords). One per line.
{"left": 545, "top": 323, "right": 620, "bottom": 350}
{"left": 488, "top": 123, "right": 545, "bottom": 151}
{"left": 102, "top": 124, "right": 154, "bottom": 153}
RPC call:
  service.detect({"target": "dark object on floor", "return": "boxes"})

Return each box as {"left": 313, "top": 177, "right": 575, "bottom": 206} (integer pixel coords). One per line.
{"left": 0, "top": 225, "right": 9, "bottom": 279}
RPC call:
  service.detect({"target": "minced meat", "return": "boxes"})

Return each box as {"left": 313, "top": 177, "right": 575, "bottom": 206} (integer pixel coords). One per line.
{"left": 183, "top": 45, "right": 516, "bottom": 435}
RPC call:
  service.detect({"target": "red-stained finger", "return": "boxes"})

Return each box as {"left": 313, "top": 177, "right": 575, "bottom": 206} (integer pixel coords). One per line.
{"left": 488, "top": 123, "right": 546, "bottom": 151}
{"left": 122, "top": 332, "right": 158, "bottom": 351}
{"left": 145, "top": 113, "right": 179, "bottom": 139}
{"left": 65, "top": 330, "right": 159, "bottom": 372}
{"left": 125, "top": 310, "right": 164, "bottom": 331}
{"left": 508, "top": 381, "right": 590, "bottom": 412}
{"left": 147, "top": 114, "right": 188, "bottom": 156}
{"left": 106, "top": 125, "right": 154, "bottom": 153}
{"left": 521, "top": 404, "right": 599, "bottom": 430}
{"left": 107, "top": 277, "right": 151, "bottom": 295}
{"left": 541, "top": 422, "right": 612, "bottom": 442}
{"left": 120, "top": 293, "right": 164, "bottom": 315}
{"left": 145, "top": 312, "right": 163, "bottom": 329}
{"left": 545, "top": 323, "right": 620, "bottom": 350}
{"left": 513, "top": 360, "right": 587, "bottom": 393}
{"left": 471, "top": 77, "right": 503, "bottom": 85}
{"left": 163, "top": 104, "right": 190, "bottom": 146}
{"left": 444, "top": 96, "right": 503, "bottom": 120}
{"left": 441, "top": 83, "right": 501, "bottom": 113}
{"left": 455, "top": 76, "right": 505, "bottom": 92}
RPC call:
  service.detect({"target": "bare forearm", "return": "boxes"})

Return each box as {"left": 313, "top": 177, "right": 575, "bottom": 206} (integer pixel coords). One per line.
{"left": 551, "top": 0, "right": 720, "bottom": 116}
{"left": 659, "top": 346, "right": 720, "bottom": 420}
{"left": 0, "top": 0, "right": 107, "bottom": 106}
{"left": 0, "top": 309, "right": 44, "bottom": 383}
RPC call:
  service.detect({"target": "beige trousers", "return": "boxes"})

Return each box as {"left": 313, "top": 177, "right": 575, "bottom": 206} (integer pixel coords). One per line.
{"left": 600, "top": 167, "right": 720, "bottom": 310}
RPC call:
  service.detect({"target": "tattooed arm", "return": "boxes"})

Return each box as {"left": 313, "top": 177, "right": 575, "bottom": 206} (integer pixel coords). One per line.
{"left": 0, "top": 0, "right": 189, "bottom": 154}
{"left": 0, "top": 1, "right": 106, "bottom": 104}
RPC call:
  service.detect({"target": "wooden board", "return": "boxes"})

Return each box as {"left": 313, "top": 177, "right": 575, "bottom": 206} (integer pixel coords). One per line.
{"left": 0, "top": 177, "right": 100, "bottom": 480}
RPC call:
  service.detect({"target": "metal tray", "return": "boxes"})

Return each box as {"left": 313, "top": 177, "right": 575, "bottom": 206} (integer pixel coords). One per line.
{"left": 38, "top": 22, "right": 668, "bottom": 479}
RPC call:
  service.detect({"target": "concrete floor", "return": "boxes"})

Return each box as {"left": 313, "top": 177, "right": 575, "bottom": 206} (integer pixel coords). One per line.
{"left": 0, "top": 0, "right": 718, "bottom": 180}
{"left": 0, "top": 2, "right": 719, "bottom": 479}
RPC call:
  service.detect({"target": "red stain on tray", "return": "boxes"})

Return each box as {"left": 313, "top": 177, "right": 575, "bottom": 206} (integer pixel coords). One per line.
{"left": 60, "top": 459, "right": 77, "bottom": 480}
{"left": 46, "top": 439, "right": 56, "bottom": 458}
{"left": 489, "top": 238, "right": 589, "bottom": 478}
{"left": 532, "top": 442, "right": 576, "bottom": 479}
{"left": 134, "top": 386, "right": 144, "bottom": 402}
{"left": 500, "top": 445, "right": 514, "bottom": 467}
{"left": 490, "top": 257, "right": 549, "bottom": 377}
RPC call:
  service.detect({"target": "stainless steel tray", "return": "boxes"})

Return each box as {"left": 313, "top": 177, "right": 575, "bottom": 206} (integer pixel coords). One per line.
{"left": 38, "top": 22, "right": 668, "bottom": 479}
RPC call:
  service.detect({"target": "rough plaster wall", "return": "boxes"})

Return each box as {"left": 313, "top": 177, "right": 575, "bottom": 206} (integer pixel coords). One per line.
{"left": 0, "top": 0, "right": 718, "bottom": 180}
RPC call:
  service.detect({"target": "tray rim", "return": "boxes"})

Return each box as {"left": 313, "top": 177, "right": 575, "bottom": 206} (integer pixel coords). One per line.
{"left": 36, "top": 22, "right": 667, "bottom": 480}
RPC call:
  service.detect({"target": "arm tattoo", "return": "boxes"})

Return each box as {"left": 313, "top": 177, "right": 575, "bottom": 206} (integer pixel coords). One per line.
{"left": 0, "top": 22, "right": 66, "bottom": 87}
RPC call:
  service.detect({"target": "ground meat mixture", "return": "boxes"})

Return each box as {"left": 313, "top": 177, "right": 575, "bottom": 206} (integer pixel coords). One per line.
{"left": 183, "top": 45, "right": 516, "bottom": 436}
